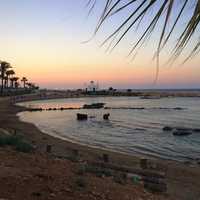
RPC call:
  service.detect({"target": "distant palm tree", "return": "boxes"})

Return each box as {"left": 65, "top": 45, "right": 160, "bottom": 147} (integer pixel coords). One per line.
{"left": 10, "top": 77, "right": 16, "bottom": 88}
{"left": 21, "top": 77, "right": 28, "bottom": 88}
{"left": 87, "top": 0, "right": 200, "bottom": 63}
{"left": 6, "top": 69, "right": 15, "bottom": 88}
{"left": 26, "top": 82, "right": 32, "bottom": 89}
{"left": 12, "top": 77, "right": 19, "bottom": 89}
{"left": 0, "top": 61, "right": 11, "bottom": 94}
{"left": 27, "top": 82, "right": 38, "bottom": 90}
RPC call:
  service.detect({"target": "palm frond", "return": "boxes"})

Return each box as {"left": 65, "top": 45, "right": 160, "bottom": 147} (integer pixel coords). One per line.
{"left": 87, "top": 0, "right": 200, "bottom": 63}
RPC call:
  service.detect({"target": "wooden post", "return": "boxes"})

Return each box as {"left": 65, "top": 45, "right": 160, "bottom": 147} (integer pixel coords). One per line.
{"left": 72, "top": 149, "right": 78, "bottom": 156}
{"left": 103, "top": 153, "right": 109, "bottom": 163}
{"left": 140, "top": 158, "right": 148, "bottom": 169}
{"left": 46, "top": 145, "right": 52, "bottom": 153}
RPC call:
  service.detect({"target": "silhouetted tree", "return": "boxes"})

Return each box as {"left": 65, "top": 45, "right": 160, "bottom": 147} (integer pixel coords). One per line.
{"left": 21, "top": 77, "right": 28, "bottom": 88}
{"left": 6, "top": 69, "right": 15, "bottom": 88}
{"left": 0, "top": 61, "right": 11, "bottom": 94}
{"left": 108, "top": 87, "right": 113, "bottom": 91}
{"left": 12, "top": 77, "right": 19, "bottom": 89}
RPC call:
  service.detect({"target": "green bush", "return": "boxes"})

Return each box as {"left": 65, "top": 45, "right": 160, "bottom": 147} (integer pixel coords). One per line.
{"left": 0, "top": 135, "right": 33, "bottom": 153}
{"left": 5, "top": 135, "right": 21, "bottom": 146}
{"left": 0, "top": 136, "right": 7, "bottom": 146}
{"left": 15, "top": 141, "right": 33, "bottom": 153}
{"left": 85, "top": 164, "right": 113, "bottom": 177}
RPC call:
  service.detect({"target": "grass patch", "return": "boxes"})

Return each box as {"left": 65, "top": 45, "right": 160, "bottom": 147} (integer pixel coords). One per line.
{"left": 0, "top": 135, "right": 33, "bottom": 153}
{"left": 85, "top": 164, "right": 113, "bottom": 177}
{"left": 113, "top": 172, "right": 127, "bottom": 185}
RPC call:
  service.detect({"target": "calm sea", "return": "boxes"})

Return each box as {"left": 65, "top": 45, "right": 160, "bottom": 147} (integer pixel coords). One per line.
{"left": 17, "top": 96, "right": 200, "bottom": 163}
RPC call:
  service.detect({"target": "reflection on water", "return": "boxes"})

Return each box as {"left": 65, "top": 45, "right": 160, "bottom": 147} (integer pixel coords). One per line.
{"left": 18, "top": 97, "right": 200, "bottom": 162}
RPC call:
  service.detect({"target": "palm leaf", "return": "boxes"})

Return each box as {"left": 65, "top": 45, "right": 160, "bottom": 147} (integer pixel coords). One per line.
{"left": 87, "top": 0, "right": 200, "bottom": 63}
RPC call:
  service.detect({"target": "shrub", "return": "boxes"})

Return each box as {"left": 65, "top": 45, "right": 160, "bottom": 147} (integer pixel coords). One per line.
{"left": 0, "top": 135, "right": 33, "bottom": 153}
{"left": 15, "top": 141, "right": 33, "bottom": 153}
{"left": 0, "top": 136, "right": 7, "bottom": 146}
{"left": 113, "top": 173, "right": 127, "bottom": 185}
{"left": 85, "top": 164, "right": 113, "bottom": 177}
{"left": 5, "top": 135, "right": 21, "bottom": 146}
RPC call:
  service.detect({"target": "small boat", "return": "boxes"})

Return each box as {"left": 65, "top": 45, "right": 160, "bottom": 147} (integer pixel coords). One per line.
{"left": 77, "top": 113, "right": 88, "bottom": 120}
{"left": 83, "top": 103, "right": 105, "bottom": 109}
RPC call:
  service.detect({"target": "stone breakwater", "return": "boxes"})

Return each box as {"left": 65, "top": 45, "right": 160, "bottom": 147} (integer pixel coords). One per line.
{"left": 27, "top": 106, "right": 185, "bottom": 112}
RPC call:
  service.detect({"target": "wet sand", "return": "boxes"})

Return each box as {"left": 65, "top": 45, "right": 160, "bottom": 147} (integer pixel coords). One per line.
{"left": 0, "top": 97, "right": 200, "bottom": 200}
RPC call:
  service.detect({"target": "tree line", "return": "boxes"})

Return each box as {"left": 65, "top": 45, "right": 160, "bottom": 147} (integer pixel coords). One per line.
{"left": 0, "top": 61, "right": 39, "bottom": 95}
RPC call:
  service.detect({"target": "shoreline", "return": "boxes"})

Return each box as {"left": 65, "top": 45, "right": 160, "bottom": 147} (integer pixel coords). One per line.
{"left": 1, "top": 97, "right": 200, "bottom": 199}
{"left": 16, "top": 96, "right": 199, "bottom": 164}
{"left": 17, "top": 111, "right": 194, "bottom": 164}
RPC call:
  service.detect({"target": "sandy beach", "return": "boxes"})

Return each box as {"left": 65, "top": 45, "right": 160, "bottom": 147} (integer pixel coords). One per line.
{"left": 0, "top": 96, "right": 200, "bottom": 200}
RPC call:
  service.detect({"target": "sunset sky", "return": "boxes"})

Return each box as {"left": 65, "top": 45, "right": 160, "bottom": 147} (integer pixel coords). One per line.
{"left": 0, "top": 0, "right": 200, "bottom": 89}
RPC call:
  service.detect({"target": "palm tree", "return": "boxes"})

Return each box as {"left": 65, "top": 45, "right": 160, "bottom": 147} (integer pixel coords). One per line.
{"left": 21, "top": 77, "right": 28, "bottom": 88}
{"left": 0, "top": 61, "right": 11, "bottom": 94}
{"left": 87, "top": 0, "right": 200, "bottom": 64}
{"left": 12, "top": 77, "right": 19, "bottom": 89}
{"left": 26, "top": 82, "right": 33, "bottom": 89}
{"left": 10, "top": 77, "right": 16, "bottom": 88}
{"left": 26, "top": 82, "right": 39, "bottom": 90}
{"left": 6, "top": 69, "right": 15, "bottom": 88}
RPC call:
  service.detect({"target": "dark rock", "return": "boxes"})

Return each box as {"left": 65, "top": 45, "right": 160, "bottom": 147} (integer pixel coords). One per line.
{"left": 29, "top": 108, "right": 43, "bottom": 112}
{"left": 83, "top": 103, "right": 105, "bottom": 109}
{"left": 173, "top": 130, "right": 192, "bottom": 136}
{"left": 176, "top": 127, "right": 191, "bottom": 131}
{"left": 77, "top": 113, "right": 88, "bottom": 120}
{"left": 174, "top": 107, "right": 183, "bottom": 110}
{"left": 193, "top": 128, "right": 200, "bottom": 133}
{"left": 163, "top": 126, "right": 173, "bottom": 131}
{"left": 46, "top": 145, "right": 52, "bottom": 153}
{"left": 103, "top": 153, "right": 109, "bottom": 163}
{"left": 103, "top": 113, "right": 110, "bottom": 120}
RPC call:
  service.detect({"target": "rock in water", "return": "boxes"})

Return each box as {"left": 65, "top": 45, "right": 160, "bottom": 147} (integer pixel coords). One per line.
{"left": 83, "top": 103, "right": 105, "bottom": 109}
{"left": 163, "top": 126, "right": 173, "bottom": 131}
{"left": 173, "top": 130, "right": 192, "bottom": 136}
{"left": 77, "top": 113, "right": 88, "bottom": 120}
{"left": 103, "top": 113, "right": 110, "bottom": 120}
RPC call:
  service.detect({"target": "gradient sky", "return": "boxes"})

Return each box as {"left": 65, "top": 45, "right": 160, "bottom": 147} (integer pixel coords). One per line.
{"left": 0, "top": 0, "right": 200, "bottom": 89}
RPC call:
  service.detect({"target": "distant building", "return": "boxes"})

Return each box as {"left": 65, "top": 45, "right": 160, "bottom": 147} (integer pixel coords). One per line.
{"left": 85, "top": 81, "right": 99, "bottom": 92}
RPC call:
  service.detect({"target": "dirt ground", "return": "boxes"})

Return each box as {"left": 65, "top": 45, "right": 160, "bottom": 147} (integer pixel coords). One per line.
{"left": 0, "top": 147, "right": 168, "bottom": 200}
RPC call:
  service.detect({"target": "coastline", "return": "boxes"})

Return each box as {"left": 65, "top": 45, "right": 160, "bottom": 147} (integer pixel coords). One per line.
{"left": 1, "top": 97, "right": 200, "bottom": 199}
